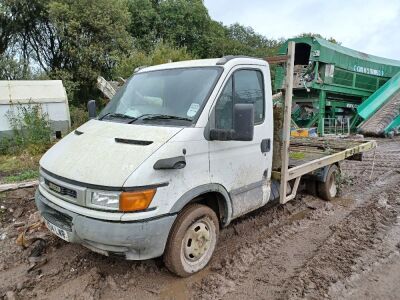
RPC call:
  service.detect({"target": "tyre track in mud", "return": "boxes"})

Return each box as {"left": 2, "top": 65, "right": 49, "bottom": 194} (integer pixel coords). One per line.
{"left": 2, "top": 138, "right": 400, "bottom": 299}
{"left": 191, "top": 138, "right": 400, "bottom": 300}
{"left": 281, "top": 174, "right": 400, "bottom": 299}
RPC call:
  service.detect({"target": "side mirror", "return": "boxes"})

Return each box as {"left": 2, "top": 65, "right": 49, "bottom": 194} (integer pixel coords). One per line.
{"left": 210, "top": 103, "right": 254, "bottom": 141}
{"left": 87, "top": 100, "right": 96, "bottom": 119}
{"left": 232, "top": 103, "right": 254, "bottom": 141}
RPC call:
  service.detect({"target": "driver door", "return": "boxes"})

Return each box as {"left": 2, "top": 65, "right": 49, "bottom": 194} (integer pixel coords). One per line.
{"left": 209, "top": 67, "right": 272, "bottom": 219}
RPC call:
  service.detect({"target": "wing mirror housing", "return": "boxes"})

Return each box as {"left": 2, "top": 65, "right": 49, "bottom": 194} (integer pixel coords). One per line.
{"left": 210, "top": 103, "right": 254, "bottom": 141}
{"left": 87, "top": 100, "right": 96, "bottom": 119}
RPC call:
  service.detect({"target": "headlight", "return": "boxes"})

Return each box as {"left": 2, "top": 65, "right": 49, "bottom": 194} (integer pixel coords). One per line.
{"left": 90, "top": 189, "right": 156, "bottom": 211}
{"left": 39, "top": 175, "right": 45, "bottom": 185}
{"left": 91, "top": 191, "right": 121, "bottom": 209}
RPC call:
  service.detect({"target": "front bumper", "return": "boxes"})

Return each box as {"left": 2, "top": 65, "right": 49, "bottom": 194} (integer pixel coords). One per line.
{"left": 35, "top": 190, "right": 176, "bottom": 260}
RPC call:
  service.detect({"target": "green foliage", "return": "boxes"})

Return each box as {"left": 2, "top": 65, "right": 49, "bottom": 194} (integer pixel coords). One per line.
{"left": 289, "top": 152, "right": 306, "bottom": 160}
{"left": 1, "top": 103, "right": 52, "bottom": 155}
{"left": 1, "top": 0, "right": 133, "bottom": 105}
{"left": 2, "top": 0, "right": 338, "bottom": 105}
{"left": 158, "top": 0, "right": 212, "bottom": 57}
{"left": 114, "top": 42, "right": 194, "bottom": 78}
{"left": 0, "top": 55, "right": 31, "bottom": 80}
{"left": 127, "top": 0, "right": 159, "bottom": 51}
{"left": 69, "top": 105, "right": 88, "bottom": 129}
{"left": 3, "top": 169, "right": 39, "bottom": 183}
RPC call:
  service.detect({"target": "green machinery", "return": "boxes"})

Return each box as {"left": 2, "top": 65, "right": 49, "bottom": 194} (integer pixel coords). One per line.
{"left": 274, "top": 37, "right": 400, "bottom": 136}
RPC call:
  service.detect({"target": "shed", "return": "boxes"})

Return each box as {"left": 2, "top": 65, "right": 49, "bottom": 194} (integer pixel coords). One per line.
{"left": 0, "top": 80, "right": 71, "bottom": 138}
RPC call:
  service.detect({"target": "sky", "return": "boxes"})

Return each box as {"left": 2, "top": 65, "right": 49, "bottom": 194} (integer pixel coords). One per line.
{"left": 203, "top": 0, "right": 400, "bottom": 60}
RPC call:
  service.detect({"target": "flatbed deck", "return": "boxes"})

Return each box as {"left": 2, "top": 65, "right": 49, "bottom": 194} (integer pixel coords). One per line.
{"left": 288, "top": 137, "right": 376, "bottom": 168}
{"left": 273, "top": 137, "right": 376, "bottom": 179}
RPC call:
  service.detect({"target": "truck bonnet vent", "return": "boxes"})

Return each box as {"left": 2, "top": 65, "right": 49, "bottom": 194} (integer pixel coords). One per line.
{"left": 115, "top": 138, "right": 153, "bottom": 145}
{"left": 74, "top": 130, "right": 84, "bottom": 135}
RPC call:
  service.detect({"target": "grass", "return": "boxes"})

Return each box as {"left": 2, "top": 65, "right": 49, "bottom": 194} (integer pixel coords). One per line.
{"left": 289, "top": 152, "right": 306, "bottom": 160}
{"left": 3, "top": 169, "right": 40, "bottom": 183}
{"left": 0, "top": 152, "right": 41, "bottom": 184}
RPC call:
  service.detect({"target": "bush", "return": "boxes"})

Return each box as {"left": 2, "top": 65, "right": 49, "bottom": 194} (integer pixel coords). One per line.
{"left": 1, "top": 103, "right": 52, "bottom": 155}
{"left": 69, "top": 105, "right": 88, "bottom": 129}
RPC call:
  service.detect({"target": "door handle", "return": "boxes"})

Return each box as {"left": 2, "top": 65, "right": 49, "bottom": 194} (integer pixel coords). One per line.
{"left": 261, "top": 138, "right": 271, "bottom": 153}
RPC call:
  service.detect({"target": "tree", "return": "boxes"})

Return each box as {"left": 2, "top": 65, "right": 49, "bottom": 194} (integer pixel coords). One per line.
{"left": 7, "top": 0, "right": 133, "bottom": 103}
{"left": 127, "top": 0, "right": 160, "bottom": 51}
{"left": 296, "top": 33, "right": 340, "bottom": 45}
{"left": 2, "top": 0, "right": 286, "bottom": 104}
{"left": 224, "top": 23, "right": 282, "bottom": 57}
{"left": 45, "top": 0, "right": 133, "bottom": 102}
{"left": 158, "top": 0, "right": 212, "bottom": 57}
{"left": 0, "top": 1, "right": 13, "bottom": 55}
{"left": 114, "top": 41, "right": 193, "bottom": 78}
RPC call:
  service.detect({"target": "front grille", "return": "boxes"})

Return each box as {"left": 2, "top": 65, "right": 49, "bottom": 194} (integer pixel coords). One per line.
{"left": 45, "top": 179, "right": 77, "bottom": 198}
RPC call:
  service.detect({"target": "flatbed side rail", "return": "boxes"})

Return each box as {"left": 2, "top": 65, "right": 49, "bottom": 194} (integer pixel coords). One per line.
{"left": 287, "top": 140, "right": 376, "bottom": 180}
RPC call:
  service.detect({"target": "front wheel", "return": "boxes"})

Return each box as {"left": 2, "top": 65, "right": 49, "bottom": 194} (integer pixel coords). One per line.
{"left": 317, "top": 165, "right": 339, "bottom": 201}
{"left": 164, "top": 204, "right": 219, "bottom": 277}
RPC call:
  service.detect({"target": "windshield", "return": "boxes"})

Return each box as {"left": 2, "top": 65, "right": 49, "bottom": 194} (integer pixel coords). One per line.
{"left": 99, "top": 67, "right": 222, "bottom": 125}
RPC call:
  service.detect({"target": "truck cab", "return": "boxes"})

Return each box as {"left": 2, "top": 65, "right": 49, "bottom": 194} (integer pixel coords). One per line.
{"left": 35, "top": 57, "right": 274, "bottom": 276}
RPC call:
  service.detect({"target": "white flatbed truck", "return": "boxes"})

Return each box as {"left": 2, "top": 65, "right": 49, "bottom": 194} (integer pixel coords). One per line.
{"left": 35, "top": 42, "right": 376, "bottom": 277}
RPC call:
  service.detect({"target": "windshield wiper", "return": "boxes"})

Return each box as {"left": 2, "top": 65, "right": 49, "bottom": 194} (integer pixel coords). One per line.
{"left": 128, "top": 114, "right": 192, "bottom": 123}
{"left": 99, "top": 113, "right": 135, "bottom": 121}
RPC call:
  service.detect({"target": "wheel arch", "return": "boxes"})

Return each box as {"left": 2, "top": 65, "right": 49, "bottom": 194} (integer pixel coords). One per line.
{"left": 169, "top": 184, "right": 233, "bottom": 227}
{"left": 312, "top": 163, "right": 341, "bottom": 183}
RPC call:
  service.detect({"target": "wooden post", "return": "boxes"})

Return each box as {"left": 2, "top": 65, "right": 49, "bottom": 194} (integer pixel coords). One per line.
{"left": 279, "top": 41, "right": 295, "bottom": 204}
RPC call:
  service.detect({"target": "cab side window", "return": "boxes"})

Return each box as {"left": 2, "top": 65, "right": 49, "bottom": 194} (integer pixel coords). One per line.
{"left": 215, "top": 77, "right": 233, "bottom": 129}
{"left": 215, "top": 69, "right": 264, "bottom": 129}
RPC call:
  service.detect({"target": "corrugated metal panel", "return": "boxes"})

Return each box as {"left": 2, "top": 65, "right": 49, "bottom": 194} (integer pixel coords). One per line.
{"left": 0, "top": 80, "right": 67, "bottom": 104}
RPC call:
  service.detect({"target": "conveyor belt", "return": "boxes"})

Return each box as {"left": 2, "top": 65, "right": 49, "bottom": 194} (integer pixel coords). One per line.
{"left": 357, "top": 71, "right": 400, "bottom": 137}
{"left": 358, "top": 91, "right": 400, "bottom": 136}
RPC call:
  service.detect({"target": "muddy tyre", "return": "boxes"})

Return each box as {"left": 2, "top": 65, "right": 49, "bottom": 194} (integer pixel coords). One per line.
{"left": 164, "top": 204, "right": 219, "bottom": 277}
{"left": 317, "top": 165, "right": 339, "bottom": 201}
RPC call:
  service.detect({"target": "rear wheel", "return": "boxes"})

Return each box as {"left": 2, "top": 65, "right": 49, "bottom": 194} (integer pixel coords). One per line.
{"left": 317, "top": 165, "right": 339, "bottom": 201}
{"left": 164, "top": 204, "right": 219, "bottom": 277}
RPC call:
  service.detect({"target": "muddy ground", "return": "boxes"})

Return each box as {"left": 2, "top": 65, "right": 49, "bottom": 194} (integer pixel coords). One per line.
{"left": 1, "top": 137, "right": 400, "bottom": 300}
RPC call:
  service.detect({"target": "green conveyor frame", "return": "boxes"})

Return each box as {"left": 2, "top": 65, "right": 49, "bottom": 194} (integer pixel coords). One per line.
{"left": 357, "top": 71, "right": 400, "bottom": 121}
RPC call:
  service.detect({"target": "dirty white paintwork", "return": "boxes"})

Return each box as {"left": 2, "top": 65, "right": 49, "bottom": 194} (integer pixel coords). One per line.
{"left": 208, "top": 63, "right": 273, "bottom": 218}
{"left": 40, "top": 120, "right": 183, "bottom": 187}
{"left": 123, "top": 127, "right": 210, "bottom": 220}
{"left": 0, "top": 80, "right": 70, "bottom": 132}
{"left": 40, "top": 57, "right": 274, "bottom": 222}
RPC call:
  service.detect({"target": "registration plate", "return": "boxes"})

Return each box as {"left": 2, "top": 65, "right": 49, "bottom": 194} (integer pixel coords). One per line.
{"left": 44, "top": 219, "right": 69, "bottom": 242}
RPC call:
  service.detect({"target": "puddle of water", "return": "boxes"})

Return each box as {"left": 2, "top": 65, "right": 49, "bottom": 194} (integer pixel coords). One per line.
{"left": 288, "top": 210, "right": 310, "bottom": 222}
{"left": 158, "top": 267, "right": 213, "bottom": 299}
{"left": 158, "top": 278, "right": 189, "bottom": 300}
